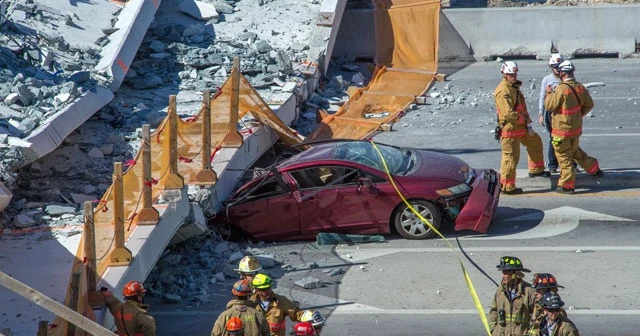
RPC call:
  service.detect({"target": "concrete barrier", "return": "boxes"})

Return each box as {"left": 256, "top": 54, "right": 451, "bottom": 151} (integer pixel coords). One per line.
{"left": 443, "top": 5, "right": 640, "bottom": 60}
{"left": 332, "top": 6, "right": 640, "bottom": 62}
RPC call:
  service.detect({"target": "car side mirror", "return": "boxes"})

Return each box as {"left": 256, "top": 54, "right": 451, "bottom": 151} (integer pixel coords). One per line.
{"left": 357, "top": 177, "right": 374, "bottom": 191}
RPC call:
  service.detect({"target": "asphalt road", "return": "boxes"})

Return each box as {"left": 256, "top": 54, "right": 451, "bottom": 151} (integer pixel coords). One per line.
{"left": 152, "top": 58, "right": 640, "bottom": 335}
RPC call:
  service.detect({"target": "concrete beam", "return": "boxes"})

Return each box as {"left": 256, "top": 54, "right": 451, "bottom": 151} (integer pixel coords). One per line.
{"left": 96, "top": 0, "right": 163, "bottom": 91}
{"left": 307, "top": 0, "right": 348, "bottom": 74}
{"left": 21, "top": 86, "right": 114, "bottom": 166}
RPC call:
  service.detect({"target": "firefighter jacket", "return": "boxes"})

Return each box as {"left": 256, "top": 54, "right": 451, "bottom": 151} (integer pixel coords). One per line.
{"left": 489, "top": 280, "right": 537, "bottom": 336}
{"left": 538, "top": 315, "right": 580, "bottom": 336}
{"left": 105, "top": 295, "right": 156, "bottom": 336}
{"left": 211, "top": 299, "right": 270, "bottom": 336}
{"left": 544, "top": 78, "right": 594, "bottom": 139}
{"left": 529, "top": 302, "right": 567, "bottom": 336}
{"left": 494, "top": 78, "right": 532, "bottom": 138}
{"left": 250, "top": 293, "right": 304, "bottom": 336}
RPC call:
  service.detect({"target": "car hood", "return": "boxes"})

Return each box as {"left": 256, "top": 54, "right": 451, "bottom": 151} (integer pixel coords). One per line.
{"left": 409, "top": 149, "right": 470, "bottom": 183}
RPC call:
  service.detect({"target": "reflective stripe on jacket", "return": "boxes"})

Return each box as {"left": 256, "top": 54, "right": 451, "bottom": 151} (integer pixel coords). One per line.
{"left": 105, "top": 296, "right": 156, "bottom": 336}
{"left": 494, "top": 78, "right": 531, "bottom": 138}
{"left": 544, "top": 79, "right": 594, "bottom": 139}
{"left": 250, "top": 293, "right": 303, "bottom": 336}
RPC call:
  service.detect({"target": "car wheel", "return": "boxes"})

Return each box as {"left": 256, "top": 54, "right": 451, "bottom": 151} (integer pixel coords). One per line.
{"left": 393, "top": 200, "right": 441, "bottom": 239}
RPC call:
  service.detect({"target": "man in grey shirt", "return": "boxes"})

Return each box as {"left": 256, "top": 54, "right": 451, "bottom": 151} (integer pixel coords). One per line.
{"left": 538, "top": 53, "right": 564, "bottom": 173}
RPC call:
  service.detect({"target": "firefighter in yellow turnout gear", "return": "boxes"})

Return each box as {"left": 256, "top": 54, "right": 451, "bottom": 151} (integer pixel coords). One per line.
{"left": 544, "top": 60, "right": 604, "bottom": 194}
{"left": 494, "top": 61, "right": 549, "bottom": 195}
{"left": 529, "top": 273, "right": 567, "bottom": 336}
{"left": 250, "top": 274, "right": 304, "bottom": 336}
{"left": 489, "top": 256, "right": 537, "bottom": 335}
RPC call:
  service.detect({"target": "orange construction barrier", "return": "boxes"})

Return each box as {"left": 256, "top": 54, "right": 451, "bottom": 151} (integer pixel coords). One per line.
{"left": 310, "top": 0, "right": 440, "bottom": 141}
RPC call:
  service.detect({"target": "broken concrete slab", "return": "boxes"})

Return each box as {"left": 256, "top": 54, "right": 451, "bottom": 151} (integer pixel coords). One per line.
{"left": 179, "top": 0, "right": 220, "bottom": 21}
{"left": 294, "top": 277, "right": 321, "bottom": 289}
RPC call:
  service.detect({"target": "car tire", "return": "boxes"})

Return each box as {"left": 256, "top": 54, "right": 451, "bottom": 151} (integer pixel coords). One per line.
{"left": 393, "top": 200, "right": 441, "bottom": 239}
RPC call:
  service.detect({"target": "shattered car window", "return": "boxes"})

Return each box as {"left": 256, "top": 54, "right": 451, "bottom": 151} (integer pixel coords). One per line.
{"left": 290, "top": 166, "right": 359, "bottom": 189}
{"left": 333, "top": 142, "right": 410, "bottom": 175}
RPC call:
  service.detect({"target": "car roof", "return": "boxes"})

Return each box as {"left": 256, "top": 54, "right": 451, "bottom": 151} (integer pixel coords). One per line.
{"left": 278, "top": 142, "right": 338, "bottom": 167}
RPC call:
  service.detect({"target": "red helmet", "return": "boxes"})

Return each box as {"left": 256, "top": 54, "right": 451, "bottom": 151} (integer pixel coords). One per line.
{"left": 226, "top": 317, "right": 244, "bottom": 332}
{"left": 293, "top": 322, "right": 317, "bottom": 336}
{"left": 122, "top": 281, "right": 146, "bottom": 297}
{"left": 232, "top": 279, "right": 253, "bottom": 297}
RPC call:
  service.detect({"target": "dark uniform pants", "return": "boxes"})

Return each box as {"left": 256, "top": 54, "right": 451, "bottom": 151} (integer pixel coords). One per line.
{"left": 500, "top": 131, "right": 545, "bottom": 191}
{"left": 544, "top": 110, "right": 558, "bottom": 169}
{"left": 552, "top": 135, "right": 599, "bottom": 190}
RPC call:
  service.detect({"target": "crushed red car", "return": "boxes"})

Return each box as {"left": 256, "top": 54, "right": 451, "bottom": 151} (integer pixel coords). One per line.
{"left": 220, "top": 140, "right": 501, "bottom": 241}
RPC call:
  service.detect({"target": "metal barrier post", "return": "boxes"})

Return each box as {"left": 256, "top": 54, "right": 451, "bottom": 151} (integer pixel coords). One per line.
{"left": 222, "top": 56, "right": 243, "bottom": 147}
{"left": 136, "top": 124, "right": 159, "bottom": 225}
{"left": 195, "top": 89, "right": 217, "bottom": 185}
{"left": 110, "top": 162, "right": 132, "bottom": 266}
{"left": 163, "top": 95, "right": 185, "bottom": 189}
{"left": 83, "top": 202, "right": 104, "bottom": 308}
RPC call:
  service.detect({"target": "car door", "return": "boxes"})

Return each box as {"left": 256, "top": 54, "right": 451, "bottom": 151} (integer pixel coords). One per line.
{"left": 288, "top": 165, "right": 396, "bottom": 235}
{"left": 227, "top": 174, "right": 300, "bottom": 240}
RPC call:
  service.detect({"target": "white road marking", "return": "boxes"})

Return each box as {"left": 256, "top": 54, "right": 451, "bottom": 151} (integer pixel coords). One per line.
{"left": 336, "top": 246, "right": 640, "bottom": 262}
{"left": 482, "top": 206, "right": 634, "bottom": 240}
{"left": 582, "top": 133, "right": 640, "bottom": 136}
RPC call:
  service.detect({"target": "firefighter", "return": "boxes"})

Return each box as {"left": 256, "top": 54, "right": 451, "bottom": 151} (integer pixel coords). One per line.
{"left": 529, "top": 273, "right": 566, "bottom": 336}
{"left": 489, "top": 256, "right": 537, "bottom": 335}
{"left": 226, "top": 317, "right": 245, "bottom": 336}
{"left": 538, "top": 292, "right": 579, "bottom": 336}
{"left": 211, "top": 279, "right": 270, "bottom": 336}
{"left": 236, "top": 255, "right": 263, "bottom": 284}
{"left": 250, "top": 274, "right": 304, "bottom": 336}
{"left": 544, "top": 60, "right": 604, "bottom": 194}
{"left": 538, "top": 53, "right": 564, "bottom": 173}
{"left": 494, "top": 61, "right": 549, "bottom": 195}
{"left": 299, "top": 310, "right": 325, "bottom": 335}
{"left": 101, "top": 280, "right": 156, "bottom": 336}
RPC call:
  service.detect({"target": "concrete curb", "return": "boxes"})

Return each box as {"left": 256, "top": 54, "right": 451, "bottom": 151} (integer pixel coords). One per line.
{"left": 515, "top": 169, "right": 640, "bottom": 190}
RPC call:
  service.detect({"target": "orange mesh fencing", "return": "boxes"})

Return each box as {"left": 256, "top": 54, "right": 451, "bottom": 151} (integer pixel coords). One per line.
{"left": 309, "top": 0, "right": 440, "bottom": 141}
{"left": 49, "top": 70, "right": 301, "bottom": 335}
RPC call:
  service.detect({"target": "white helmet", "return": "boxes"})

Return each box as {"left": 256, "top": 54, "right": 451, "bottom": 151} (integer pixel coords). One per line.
{"left": 301, "top": 310, "right": 326, "bottom": 327}
{"left": 557, "top": 60, "right": 575, "bottom": 73}
{"left": 235, "top": 256, "right": 262, "bottom": 274}
{"left": 548, "top": 53, "right": 564, "bottom": 67}
{"left": 501, "top": 61, "right": 518, "bottom": 74}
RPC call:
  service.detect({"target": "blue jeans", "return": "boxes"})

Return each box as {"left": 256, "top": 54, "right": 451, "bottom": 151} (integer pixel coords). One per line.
{"left": 544, "top": 110, "right": 558, "bottom": 169}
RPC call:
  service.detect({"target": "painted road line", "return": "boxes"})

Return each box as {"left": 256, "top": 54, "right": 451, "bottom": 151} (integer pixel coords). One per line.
{"left": 581, "top": 133, "right": 640, "bottom": 136}
{"left": 509, "top": 190, "right": 640, "bottom": 197}
{"left": 336, "top": 246, "right": 640, "bottom": 262}
{"left": 488, "top": 206, "right": 634, "bottom": 240}
{"left": 151, "top": 308, "right": 640, "bottom": 316}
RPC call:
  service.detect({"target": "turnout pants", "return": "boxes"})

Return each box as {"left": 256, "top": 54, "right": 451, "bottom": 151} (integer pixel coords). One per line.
{"left": 552, "top": 135, "right": 600, "bottom": 190}
{"left": 500, "top": 132, "right": 545, "bottom": 191}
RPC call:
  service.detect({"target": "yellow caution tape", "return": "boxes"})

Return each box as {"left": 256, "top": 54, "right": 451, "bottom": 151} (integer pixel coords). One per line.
{"left": 370, "top": 140, "right": 492, "bottom": 336}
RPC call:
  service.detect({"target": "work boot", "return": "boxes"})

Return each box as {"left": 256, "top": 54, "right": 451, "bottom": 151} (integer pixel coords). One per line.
{"left": 529, "top": 171, "right": 551, "bottom": 178}
{"left": 502, "top": 188, "right": 524, "bottom": 195}
{"left": 595, "top": 169, "right": 605, "bottom": 177}
{"left": 556, "top": 187, "right": 575, "bottom": 195}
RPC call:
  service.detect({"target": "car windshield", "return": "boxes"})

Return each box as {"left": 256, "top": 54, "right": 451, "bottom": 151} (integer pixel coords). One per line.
{"left": 333, "top": 142, "right": 413, "bottom": 175}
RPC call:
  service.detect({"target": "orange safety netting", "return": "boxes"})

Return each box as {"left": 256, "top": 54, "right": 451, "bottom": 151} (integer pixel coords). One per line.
{"left": 50, "top": 70, "right": 300, "bottom": 335}
{"left": 309, "top": 0, "right": 440, "bottom": 141}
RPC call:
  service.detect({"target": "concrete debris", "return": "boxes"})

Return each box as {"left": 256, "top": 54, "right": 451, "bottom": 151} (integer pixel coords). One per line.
{"left": 179, "top": 0, "right": 220, "bottom": 21}
{"left": 585, "top": 82, "right": 606, "bottom": 88}
{"left": 255, "top": 254, "right": 276, "bottom": 268}
{"left": 364, "top": 112, "right": 390, "bottom": 119}
{"left": 294, "top": 277, "right": 321, "bottom": 289}
{"left": 44, "top": 204, "right": 76, "bottom": 216}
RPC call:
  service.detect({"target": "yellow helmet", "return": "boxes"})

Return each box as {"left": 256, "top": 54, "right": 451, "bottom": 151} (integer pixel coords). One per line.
{"left": 252, "top": 274, "right": 272, "bottom": 289}
{"left": 235, "top": 256, "right": 262, "bottom": 274}
{"left": 301, "top": 310, "right": 325, "bottom": 326}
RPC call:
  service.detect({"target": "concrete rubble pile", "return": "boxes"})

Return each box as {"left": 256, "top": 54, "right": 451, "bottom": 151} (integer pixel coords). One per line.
{"left": 0, "top": 0, "right": 119, "bottom": 186}
{"left": 0, "top": 0, "right": 333, "bottom": 234}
